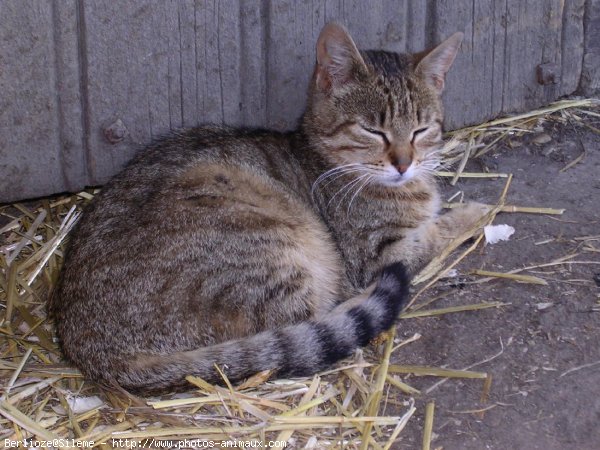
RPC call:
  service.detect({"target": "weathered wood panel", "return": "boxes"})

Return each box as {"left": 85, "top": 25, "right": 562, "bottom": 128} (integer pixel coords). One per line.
{"left": 0, "top": 0, "right": 595, "bottom": 202}
{"left": 0, "top": 1, "right": 81, "bottom": 198}
{"left": 581, "top": 0, "right": 600, "bottom": 94}
{"left": 82, "top": 1, "right": 182, "bottom": 183}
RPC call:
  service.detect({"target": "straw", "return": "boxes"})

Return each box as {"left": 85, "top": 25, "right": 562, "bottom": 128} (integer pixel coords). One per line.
{"left": 422, "top": 401, "right": 435, "bottom": 450}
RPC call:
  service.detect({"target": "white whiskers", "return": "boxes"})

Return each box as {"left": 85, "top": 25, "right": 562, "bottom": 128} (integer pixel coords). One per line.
{"left": 311, "top": 163, "right": 381, "bottom": 214}
{"left": 311, "top": 149, "right": 442, "bottom": 216}
{"left": 327, "top": 173, "right": 370, "bottom": 209}
{"left": 311, "top": 163, "right": 365, "bottom": 199}
{"left": 346, "top": 174, "right": 374, "bottom": 216}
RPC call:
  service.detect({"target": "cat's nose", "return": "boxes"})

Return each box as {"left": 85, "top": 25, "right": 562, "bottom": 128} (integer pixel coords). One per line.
{"left": 396, "top": 163, "right": 411, "bottom": 175}
{"left": 391, "top": 149, "right": 413, "bottom": 175}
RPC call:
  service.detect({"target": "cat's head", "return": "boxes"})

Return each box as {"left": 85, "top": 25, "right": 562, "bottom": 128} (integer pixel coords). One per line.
{"left": 303, "top": 23, "right": 463, "bottom": 187}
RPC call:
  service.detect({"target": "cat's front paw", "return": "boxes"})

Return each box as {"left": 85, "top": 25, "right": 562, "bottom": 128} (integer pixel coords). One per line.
{"left": 440, "top": 201, "right": 491, "bottom": 234}
{"left": 460, "top": 201, "right": 492, "bottom": 223}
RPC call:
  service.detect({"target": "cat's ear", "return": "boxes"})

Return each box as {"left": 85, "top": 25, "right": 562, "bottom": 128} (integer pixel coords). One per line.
{"left": 315, "top": 23, "right": 368, "bottom": 92}
{"left": 415, "top": 32, "right": 464, "bottom": 93}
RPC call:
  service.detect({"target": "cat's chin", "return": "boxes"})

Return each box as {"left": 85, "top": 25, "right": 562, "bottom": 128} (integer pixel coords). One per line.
{"left": 375, "top": 175, "right": 414, "bottom": 188}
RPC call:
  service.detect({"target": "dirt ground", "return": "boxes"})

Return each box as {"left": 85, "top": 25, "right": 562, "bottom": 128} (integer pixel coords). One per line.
{"left": 393, "top": 109, "right": 600, "bottom": 449}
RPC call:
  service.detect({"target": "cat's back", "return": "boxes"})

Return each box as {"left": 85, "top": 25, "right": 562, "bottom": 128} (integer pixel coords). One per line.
{"left": 104, "top": 125, "right": 300, "bottom": 194}
{"left": 51, "top": 127, "right": 299, "bottom": 263}
{"left": 67, "top": 125, "right": 306, "bottom": 236}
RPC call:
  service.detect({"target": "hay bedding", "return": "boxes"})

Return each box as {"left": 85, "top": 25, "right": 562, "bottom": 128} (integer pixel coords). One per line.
{"left": 0, "top": 99, "right": 597, "bottom": 449}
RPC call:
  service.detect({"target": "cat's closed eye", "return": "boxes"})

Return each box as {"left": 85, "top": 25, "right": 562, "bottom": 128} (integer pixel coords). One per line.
{"left": 410, "top": 127, "right": 429, "bottom": 144}
{"left": 360, "top": 126, "right": 390, "bottom": 145}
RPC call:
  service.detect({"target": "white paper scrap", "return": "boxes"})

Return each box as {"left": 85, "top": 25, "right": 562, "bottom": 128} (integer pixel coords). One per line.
{"left": 66, "top": 395, "right": 105, "bottom": 414}
{"left": 484, "top": 224, "right": 515, "bottom": 245}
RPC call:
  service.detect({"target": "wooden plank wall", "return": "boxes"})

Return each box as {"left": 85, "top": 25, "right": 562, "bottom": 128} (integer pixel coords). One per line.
{"left": 0, "top": 0, "right": 595, "bottom": 202}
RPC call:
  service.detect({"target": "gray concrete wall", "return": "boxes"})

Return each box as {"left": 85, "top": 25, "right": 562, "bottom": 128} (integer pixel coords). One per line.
{"left": 0, "top": 0, "right": 594, "bottom": 202}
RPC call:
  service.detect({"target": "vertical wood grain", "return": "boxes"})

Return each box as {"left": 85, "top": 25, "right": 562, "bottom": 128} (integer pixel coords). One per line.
{"left": 0, "top": 1, "right": 66, "bottom": 199}
{"left": 581, "top": 0, "right": 600, "bottom": 94}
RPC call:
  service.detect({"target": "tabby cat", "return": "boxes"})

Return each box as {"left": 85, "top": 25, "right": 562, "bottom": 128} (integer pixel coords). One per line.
{"left": 50, "top": 23, "right": 485, "bottom": 393}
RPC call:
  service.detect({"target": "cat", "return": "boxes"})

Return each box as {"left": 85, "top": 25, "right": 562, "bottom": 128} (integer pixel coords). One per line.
{"left": 50, "top": 23, "right": 486, "bottom": 394}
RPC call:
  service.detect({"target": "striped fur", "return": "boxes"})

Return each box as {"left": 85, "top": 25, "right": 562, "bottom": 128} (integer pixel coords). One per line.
{"left": 50, "top": 24, "right": 486, "bottom": 394}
